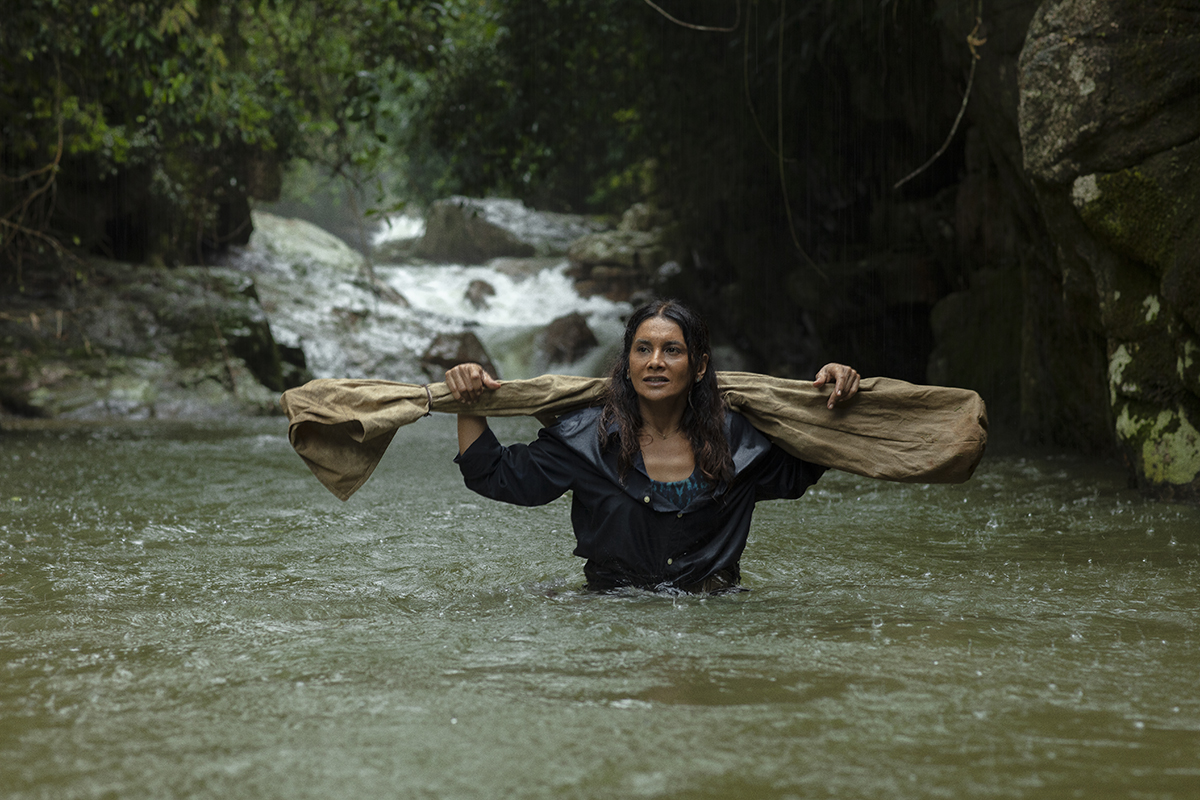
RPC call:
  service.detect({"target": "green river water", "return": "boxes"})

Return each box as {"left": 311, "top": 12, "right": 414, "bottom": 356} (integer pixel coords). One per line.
{"left": 2, "top": 415, "right": 1198, "bottom": 799}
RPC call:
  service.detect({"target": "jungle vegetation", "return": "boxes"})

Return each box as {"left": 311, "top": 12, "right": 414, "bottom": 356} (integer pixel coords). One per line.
{"left": 2, "top": 0, "right": 966, "bottom": 279}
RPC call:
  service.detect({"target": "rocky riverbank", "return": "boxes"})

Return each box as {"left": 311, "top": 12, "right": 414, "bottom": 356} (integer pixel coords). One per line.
{"left": 0, "top": 198, "right": 668, "bottom": 421}
{"left": 0, "top": 261, "right": 289, "bottom": 420}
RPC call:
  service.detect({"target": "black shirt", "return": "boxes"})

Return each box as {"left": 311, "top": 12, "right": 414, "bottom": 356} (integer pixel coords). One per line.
{"left": 455, "top": 406, "right": 826, "bottom": 590}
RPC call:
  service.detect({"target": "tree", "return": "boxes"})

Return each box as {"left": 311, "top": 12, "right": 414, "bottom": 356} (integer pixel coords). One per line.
{"left": 0, "top": 0, "right": 442, "bottom": 277}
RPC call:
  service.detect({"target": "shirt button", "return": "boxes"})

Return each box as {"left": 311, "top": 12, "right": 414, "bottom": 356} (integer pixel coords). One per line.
{"left": 676, "top": 512, "right": 683, "bottom": 518}
{"left": 643, "top": 495, "right": 650, "bottom": 503}
{"left": 667, "top": 558, "right": 673, "bottom": 565}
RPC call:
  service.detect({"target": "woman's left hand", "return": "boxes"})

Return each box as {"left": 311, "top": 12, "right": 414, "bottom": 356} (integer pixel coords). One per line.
{"left": 814, "top": 363, "right": 861, "bottom": 409}
{"left": 445, "top": 362, "right": 502, "bottom": 404}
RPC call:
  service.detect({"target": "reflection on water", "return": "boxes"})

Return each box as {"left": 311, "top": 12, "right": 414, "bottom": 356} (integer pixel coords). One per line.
{"left": 2, "top": 416, "right": 1198, "bottom": 799}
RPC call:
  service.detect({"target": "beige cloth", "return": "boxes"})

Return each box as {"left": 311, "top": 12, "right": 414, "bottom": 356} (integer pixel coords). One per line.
{"left": 279, "top": 371, "right": 988, "bottom": 501}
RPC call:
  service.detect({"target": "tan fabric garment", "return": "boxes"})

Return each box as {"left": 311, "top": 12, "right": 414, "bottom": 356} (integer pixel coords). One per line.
{"left": 279, "top": 372, "right": 988, "bottom": 501}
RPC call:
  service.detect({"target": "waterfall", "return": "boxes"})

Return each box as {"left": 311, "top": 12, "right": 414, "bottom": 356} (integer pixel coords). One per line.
{"left": 375, "top": 261, "right": 628, "bottom": 379}
{"left": 231, "top": 209, "right": 630, "bottom": 385}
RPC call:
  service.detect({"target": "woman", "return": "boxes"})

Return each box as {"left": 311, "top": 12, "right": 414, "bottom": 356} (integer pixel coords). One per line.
{"left": 447, "top": 299, "right": 860, "bottom": 593}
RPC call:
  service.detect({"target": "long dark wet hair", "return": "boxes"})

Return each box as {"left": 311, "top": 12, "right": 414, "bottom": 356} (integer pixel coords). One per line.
{"left": 600, "top": 299, "right": 733, "bottom": 485}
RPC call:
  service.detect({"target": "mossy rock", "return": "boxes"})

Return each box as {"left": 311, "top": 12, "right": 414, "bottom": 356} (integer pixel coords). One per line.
{"left": 1162, "top": 248, "right": 1200, "bottom": 335}
{"left": 1094, "top": 271, "right": 1165, "bottom": 343}
{"left": 1114, "top": 399, "right": 1200, "bottom": 499}
{"left": 1108, "top": 335, "right": 1183, "bottom": 407}
{"left": 1071, "top": 137, "right": 1200, "bottom": 284}
{"left": 1178, "top": 335, "right": 1200, "bottom": 400}
{"left": 1073, "top": 168, "right": 1184, "bottom": 276}
{"left": 0, "top": 259, "right": 295, "bottom": 418}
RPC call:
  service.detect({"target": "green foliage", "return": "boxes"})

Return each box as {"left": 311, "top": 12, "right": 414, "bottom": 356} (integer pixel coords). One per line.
{"left": 400, "top": 0, "right": 963, "bottom": 372}
{"left": 404, "top": 0, "right": 664, "bottom": 212}
{"left": 1, "top": 0, "right": 441, "bottom": 271}
{"left": 408, "top": 0, "right": 957, "bottom": 228}
{"left": 2, "top": 0, "right": 960, "bottom": 300}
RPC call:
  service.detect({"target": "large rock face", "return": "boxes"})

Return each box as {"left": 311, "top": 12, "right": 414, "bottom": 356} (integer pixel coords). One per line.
{"left": 229, "top": 212, "right": 442, "bottom": 384}
{"left": 1017, "top": 0, "right": 1200, "bottom": 499}
{"left": 0, "top": 261, "right": 297, "bottom": 419}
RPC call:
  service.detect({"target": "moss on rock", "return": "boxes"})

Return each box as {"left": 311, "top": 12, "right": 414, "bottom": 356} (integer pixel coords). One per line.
{"left": 1107, "top": 331, "right": 1183, "bottom": 406}
{"left": 1074, "top": 167, "right": 1183, "bottom": 274}
{"left": 1115, "top": 401, "right": 1200, "bottom": 492}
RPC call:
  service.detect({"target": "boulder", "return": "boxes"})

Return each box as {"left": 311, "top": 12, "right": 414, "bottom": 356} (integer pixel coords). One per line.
{"left": 535, "top": 312, "right": 599, "bottom": 366}
{"left": 567, "top": 229, "right": 666, "bottom": 272}
{"left": 566, "top": 204, "right": 679, "bottom": 302}
{"left": 1018, "top": 1, "right": 1200, "bottom": 184}
{"left": 247, "top": 210, "right": 365, "bottom": 276}
{"left": 0, "top": 260, "right": 299, "bottom": 419}
{"left": 465, "top": 279, "right": 497, "bottom": 310}
{"left": 618, "top": 202, "right": 673, "bottom": 233}
{"left": 415, "top": 197, "right": 607, "bottom": 263}
{"left": 1018, "top": 0, "right": 1200, "bottom": 499}
{"left": 373, "top": 237, "right": 419, "bottom": 264}
{"left": 228, "top": 212, "right": 434, "bottom": 384}
{"left": 420, "top": 331, "right": 499, "bottom": 380}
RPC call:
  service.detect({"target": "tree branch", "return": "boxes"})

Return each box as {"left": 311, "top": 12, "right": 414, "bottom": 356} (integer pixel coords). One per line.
{"left": 641, "top": 0, "right": 740, "bottom": 32}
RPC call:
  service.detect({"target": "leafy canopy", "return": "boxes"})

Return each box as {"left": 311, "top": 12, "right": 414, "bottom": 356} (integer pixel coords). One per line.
{"left": 1, "top": 0, "right": 443, "bottom": 269}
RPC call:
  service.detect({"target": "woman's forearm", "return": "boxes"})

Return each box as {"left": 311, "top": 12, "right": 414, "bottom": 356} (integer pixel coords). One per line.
{"left": 457, "top": 414, "right": 489, "bottom": 455}
{"left": 446, "top": 362, "right": 500, "bottom": 455}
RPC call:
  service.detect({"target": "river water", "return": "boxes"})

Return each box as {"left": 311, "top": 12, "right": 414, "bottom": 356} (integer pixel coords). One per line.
{"left": 2, "top": 414, "right": 1198, "bottom": 799}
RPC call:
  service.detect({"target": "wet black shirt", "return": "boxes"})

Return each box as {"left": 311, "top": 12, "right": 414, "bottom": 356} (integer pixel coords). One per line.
{"left": 454, "top": 406, "right": 826, "bottom": 590}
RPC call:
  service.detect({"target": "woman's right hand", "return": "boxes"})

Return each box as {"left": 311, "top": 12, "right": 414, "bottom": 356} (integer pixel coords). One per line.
{"left": 445, "top": 362, "right": 502, "bottom": 404}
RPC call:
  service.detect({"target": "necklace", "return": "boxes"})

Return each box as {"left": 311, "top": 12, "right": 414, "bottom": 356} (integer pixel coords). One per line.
{"left": 646, "top": 424, "right": 680, "bottom": 440}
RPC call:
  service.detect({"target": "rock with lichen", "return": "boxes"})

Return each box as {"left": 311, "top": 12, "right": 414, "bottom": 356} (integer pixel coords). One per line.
{"left": 1018, "top": 0, "right": 1200, "bottom": 499}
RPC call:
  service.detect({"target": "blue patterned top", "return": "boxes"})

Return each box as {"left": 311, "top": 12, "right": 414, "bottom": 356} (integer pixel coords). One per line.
{"left": 649, "top": 471, "right": 709, "bottom": 510}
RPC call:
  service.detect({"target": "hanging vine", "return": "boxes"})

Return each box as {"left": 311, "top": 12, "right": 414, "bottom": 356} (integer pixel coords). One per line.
{"left": 893, "top": 5, "right": 987, "bottom": 190}
{"left": 640, "top": 0, "right": 741, "bottom": 32}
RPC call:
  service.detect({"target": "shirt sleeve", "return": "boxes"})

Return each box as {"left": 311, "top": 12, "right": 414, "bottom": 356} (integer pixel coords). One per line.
{"left": 454, "top": 424, "right": 579, "bottom": 507}
{"left": 750, "top": 443, "right": 828, "bottom": 502}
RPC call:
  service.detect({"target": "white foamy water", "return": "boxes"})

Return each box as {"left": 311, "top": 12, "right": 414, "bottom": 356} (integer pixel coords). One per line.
{"left": 377, "top": 261, "right": 624, "bottom": 327}
{"left": 377, "top": 261, "right": 631, "bottom": 379}
{"left": 231, "top": 212, "right": 630, "bottom": 382}
{"left": 371, "top": 213, "right": 425, "bottom": 246}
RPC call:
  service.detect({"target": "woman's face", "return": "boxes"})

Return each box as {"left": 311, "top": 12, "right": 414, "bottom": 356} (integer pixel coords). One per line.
{"left": 628, "top": 316, "right": 707, "bottom": 408}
